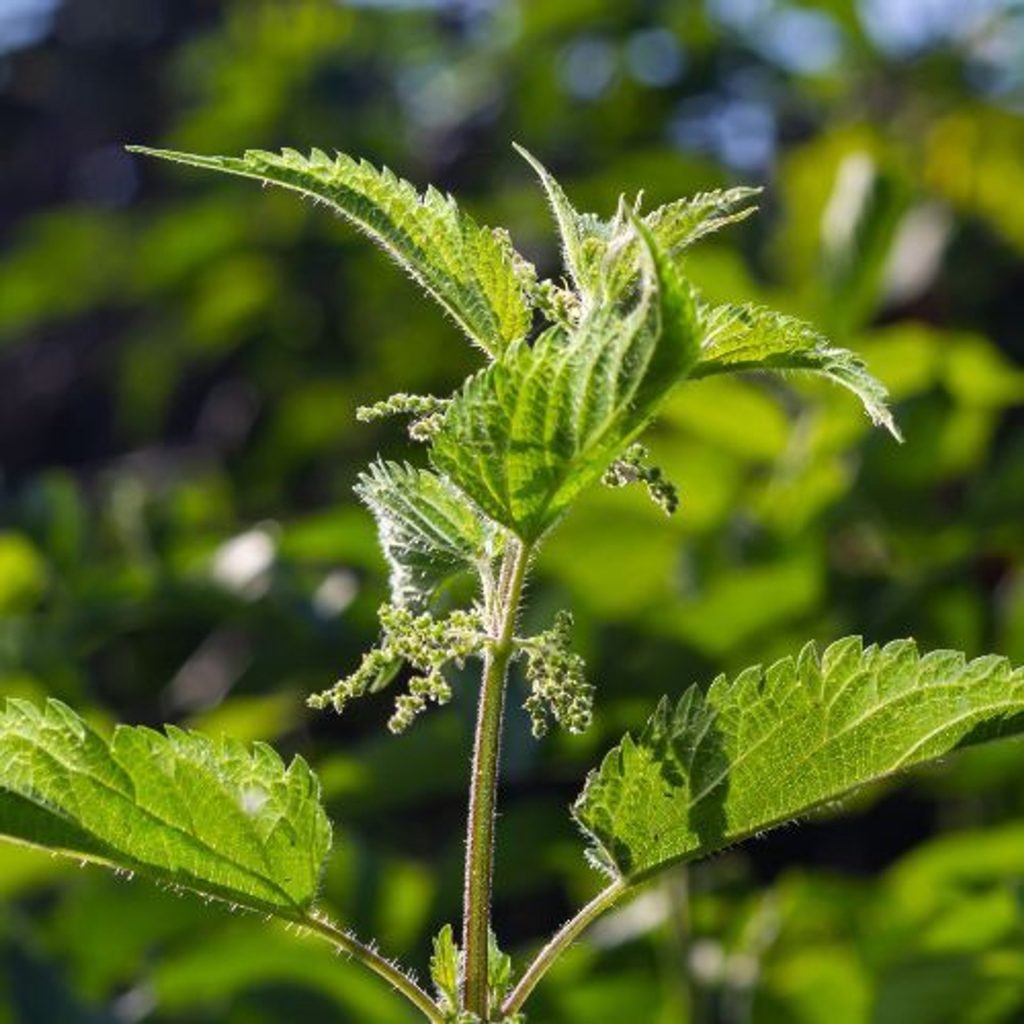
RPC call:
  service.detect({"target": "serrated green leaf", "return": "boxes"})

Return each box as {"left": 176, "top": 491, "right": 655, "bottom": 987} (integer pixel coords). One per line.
{"left": 0, "top": 699, "right": 331, "bottom": 917}
{"left": 431, "top": 220, "right": 699, "bottom": 541}
{"left": 487, "top": 929, "right": 514, "bottom": 1011}
{"left": 575, "top": 637, "right": 1024, "bottom": 881}
{"left": 514, "top": 144, "right": 612, "bottom": 299}
{"left": 356, "top": 460, "right": 499, "bottom": 610}
{"left": 429, "top": 924, "right": 460, "bottom": 1013}
{"left": 644, "top": 186, "right": 762, "bottom": 254}
{"left": 129, "top": 146, "right": 535, "bottom": 358}
{"left": 514, "top": 152, "right": 893, "bottom": 439}
{"left": 691, "top": 302, "right": 901, "bottom": 438}
{"left": 516, "top": 144, "right": 759, "bottom": 302}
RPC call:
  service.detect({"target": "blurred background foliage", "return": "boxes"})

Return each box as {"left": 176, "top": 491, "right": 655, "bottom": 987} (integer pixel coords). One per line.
{"left": 1, "top": 0, "right": 1023, "bottom": 1021}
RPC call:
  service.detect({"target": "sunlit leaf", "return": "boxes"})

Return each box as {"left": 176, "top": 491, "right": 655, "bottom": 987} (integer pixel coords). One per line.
{"left": 514, "top": 143, "right": 612, "bottom": 300}
{"left": 429, "top": 924, "right": 460, "bottom": 1014}
{"left": 692, "top": 302, "right": 900, "bottom": 438}
{"left": 356, "top": 460, "right": 500, "bottom": 610}
{"left": 129, "top": 146, "right": 535, "bottom": 358}
{"left": 516, "top": 144, "right": 759, "bottom": 303}
{"left": 645, "top": 186, "right": 762, "bottom": 254}
{"left": 575, "top": 637, "right": 1024, "bottom": 880}
{"left": 0, "top": 699, "right": 331, "bottom": 918}
{"left": 431, "top": 220, "right": 699, "bottom": 540}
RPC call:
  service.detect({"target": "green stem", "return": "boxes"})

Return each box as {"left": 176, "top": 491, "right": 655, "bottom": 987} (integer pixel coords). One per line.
{"left": 662, "top": 868, "right": 700, "bottom": 1022}
{"left": 501, "top": 878, "right": 628, "bottom": 1016}
{"left": 462, "top": 539, "right": 531, "bottom": 1018}
{"left": 303, "top": 912, "right": 443, "bottom": 1022}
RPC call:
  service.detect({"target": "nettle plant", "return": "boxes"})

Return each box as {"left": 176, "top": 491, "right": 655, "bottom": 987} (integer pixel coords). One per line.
{"left": 3, "top": 144, "right": 1024, "bottom": 1023}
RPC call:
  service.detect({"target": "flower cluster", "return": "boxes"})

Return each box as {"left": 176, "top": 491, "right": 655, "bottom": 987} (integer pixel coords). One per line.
{"left": 532, "top": 278, "right": 581, "bottom": 328}
{"left": 355, "top": 392, "right": 450, "bottom": 442}
{"left": 308, "top": 604, "right": 485, "bottom": 734}
{"left": 602, "top": 441, "right": 679, "bottom": 515}
{"left": 520, "top": 610, "right": 593, "bottom": 738}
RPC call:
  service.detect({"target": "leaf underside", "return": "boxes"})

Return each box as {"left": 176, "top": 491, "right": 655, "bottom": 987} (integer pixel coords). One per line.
{"left": 575, "top": 637, "right": 1024, "bottom": 881}
{"left": 128, "top": 146, "right": 534, "bottom": 358}
{"left": 356, "top": 460, "right": 498, "bottom": 610}
{"left": 430, "top": 220, "right": 699, "bottom": 541}
{"left": 0, "top": 699, "right": 332, "bottom": 917}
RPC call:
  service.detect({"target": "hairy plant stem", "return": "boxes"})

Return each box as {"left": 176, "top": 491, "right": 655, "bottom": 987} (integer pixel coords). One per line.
{"left": 303, "top": 912, "right": 443, "bottom": 1022}
{"left": 663, "top": 868, "right": 701, "bottom": 1023}
{"left": 462, "top": 538, "right": 531, "bottom": 1018}
{"left": 501, "top": 878, "right": 628, "bottom": 1016}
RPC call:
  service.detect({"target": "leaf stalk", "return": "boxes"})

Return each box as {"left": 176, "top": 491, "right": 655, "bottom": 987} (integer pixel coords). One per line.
{"left": 303, "top": 912, "right": 443, "bottom": 1022}
{"left": 501, "top": 878, "right": 628, "bottom": 1016}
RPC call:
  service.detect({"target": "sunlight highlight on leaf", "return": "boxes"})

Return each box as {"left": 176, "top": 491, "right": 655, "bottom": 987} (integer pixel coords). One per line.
{"left": 0, "top": 699, "right": 332, "bottom": 917}
{"left": 576, "top": 637, "right": 1024, "bottom": 880}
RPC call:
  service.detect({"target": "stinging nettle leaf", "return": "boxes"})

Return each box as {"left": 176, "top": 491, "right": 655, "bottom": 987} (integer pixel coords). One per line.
{"left": 514, "top": 143, "right": 612, "bottom": 301}
{"left": 515, "top": 144, "right": 760, "bottom": 303}
{"left": 355, "top": 460, "right": 500, "bottom": 610}
{"left": 431, "top": 219, "right": 699, "bottom": 541}
{"left": 514, "top": 151, "right": 896, "bottom": 438}
{"left": 643, "top": 186, "right": 762, "bottom": 255}
{"left": 575, "top": 637, "right": 1024, "bottom": 881}
{"left": 429, "top": 924, "right": 460, "bottom": 1013}
{"left": 128, "top": 145, "right": 535, "bottom": 358}
{"left": 0, "top": 699, "right": 332, "bottom": 917}
{"left": 691, "top": 301, "right": 901, "bottom": 438}
{"left": 487, "top": 929, "right": 515, "bottom": 1016}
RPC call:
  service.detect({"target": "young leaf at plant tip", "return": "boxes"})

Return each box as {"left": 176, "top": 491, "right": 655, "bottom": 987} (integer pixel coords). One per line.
{"left": 514, "top": 143, "right": 761, "bottom": 305}
{"left": 516, "top": 145, "right": 897, "bottom": 439}
{"left": 430, "top": 214, "right": 700, "bottom": 541}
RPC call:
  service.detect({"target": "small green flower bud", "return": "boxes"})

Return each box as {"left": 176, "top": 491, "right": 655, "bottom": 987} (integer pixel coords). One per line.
{"left": 533, "top": 278, "right": 581, "bottom": 328}
{"left": 603, "top": 442, "right": 679, "bottom": 515}
{"left": 408, "top": 412, "right": 446, "bottom": 441}
{"left": 310, "top": 603, "right": 486, "bottom": 733}
{"left": 356, "top": 392, "right": 450, "bottom": 424}
{"left": 520, "top": 610, "right": 594, "bottom": 738}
